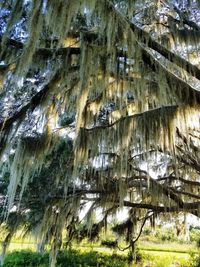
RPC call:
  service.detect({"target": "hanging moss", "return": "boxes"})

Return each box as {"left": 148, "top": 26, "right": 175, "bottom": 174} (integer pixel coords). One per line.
{"left": 0, "top": 1, "right": 200, "bottom": 264}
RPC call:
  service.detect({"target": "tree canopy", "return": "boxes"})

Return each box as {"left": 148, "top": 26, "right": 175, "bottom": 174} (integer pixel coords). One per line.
{"left": 0, "top": 0, "right": 200, "bottom": 266}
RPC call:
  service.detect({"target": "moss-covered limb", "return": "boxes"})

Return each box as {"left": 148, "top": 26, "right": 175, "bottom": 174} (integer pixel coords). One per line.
{"left": 142, "top": 39, "right": 200, "bottom": 80}
{"left": 41, "top": 168, "right": 189, "bottom": 216}
{"left": 76, "top": 104, "right": 178, "bottom": 172}
{"left": 0, "top": 36, "right": 79, "bottom": 56}
{"left": 107, "top": 161, "right": 192, "bottom": 211}
{"left": 175, "top": 130, "right": 200, "bottom": 173}
{"left": 157, "top": 175, "right": 200, "bottom": 187}
{"left": 176, "top": 146, "right": 200, "bottom": 170}
{"left": 124, "top": 201, "right": 200, "bottom": 217}
{"left": 149, "top": 178, "right": 184, "bottom": 209}
{"left": 131, "top": 22, "right": 200, "bottom": 81}
{"left": 109, "top": 72, "right": 158, "bottom": 87}
{"left": 0, "top": 64, "right": 79, "bottom": 135}
{"left": 140, "top": 47, "right": 200, "bottom": 103}
{"left": 0, "top": 34, "right": 83, "bottom": 58}
{"left": 123, "top": 200, "right": 200, "bottom": 214}
{"left": 37, "top": 45, "right": 200, "bottom": 106}
{"left": 0, "top": 71, "right": 61, "bottom": 132}
{"left": 105, "top": 0, "right": 200, "bottom": 81}
{"left": 1, "top": 35, "right": 199, "bottom": 109}
{"left": 34, "top": 47, "right": 80, "bottom": 59}
{"left": 82, "top": 197, "right": 197, "bottom": 217}
{"left": 127, "top": 162, "right": 200, "bottom": 209}
{"left": 134, "top": 26, "right": 200, "bottom": 80}
{"left": 85, "top": 104, "right": 178, "bottom": 131}
{"left": 126, "top": 166, "right": 185, "bottom": 209}
{"left": 45, "top": 189, "right": 199, "bottom": 217}
{"left": 176, "top": 146, "right": 200, "bottom": 173}
{"left": 1, "top": 1, "right": 200, "bottom": 82}
{"left": 14, "top": 189, "right": 200, "bottom": 216}
{"left": 169, "top": 189, "right": 200, "bottom": 200}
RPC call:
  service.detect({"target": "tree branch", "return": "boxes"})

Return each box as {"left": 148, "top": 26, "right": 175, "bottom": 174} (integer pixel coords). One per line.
{"left": 118, "top": 212, "right": 153, "bottom": 251}
{"left": 157, "top": 176, "right": 200, "bottom": 187}
{"left": 106, "top": 0, "right": 200, "bottom": 81}
{"left": 85, "top": 105, "right": 178, "bottom": 131}
{"left": 123, "top": 200, "right": 200, "bottom": 215}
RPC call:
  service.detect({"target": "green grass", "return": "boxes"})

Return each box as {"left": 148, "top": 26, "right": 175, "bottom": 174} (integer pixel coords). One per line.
{"left": 1, "top": 250, "right": 131, "bottom": 267}
{"left": 0, "top": 249, "right": 192, "bottom": 267}
{"left": 4, "top": 242, "right": 36, "bottom": 252}
{"left": 139, "top": 240, "right": 196, "bottom": 251}
{"left": 141, "top": 254, "right": 189, "bottom": 267}
{"left": 74, "top": 242, "right": 194, "bottom": 266}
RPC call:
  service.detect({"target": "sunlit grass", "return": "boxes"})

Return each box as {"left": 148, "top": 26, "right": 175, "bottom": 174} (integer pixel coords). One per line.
{"left": 139, "top": 240, "right": 196, "bottom": 251}
{"left": 5, "top": 242, "right": 36, "bottom": 252}
{"left": 0, "top": 237, "right": 197, "bottom": 267}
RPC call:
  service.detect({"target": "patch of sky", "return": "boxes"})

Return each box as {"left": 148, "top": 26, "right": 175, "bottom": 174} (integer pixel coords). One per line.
{"left": 42, "top": 0, "right": 47, "bottom": 14}
{"left": 0, "top": 8, "right": 10, "bottom": 34}
{"left": 91, "top": 155, "right": 111, "bottom": 171}
{"left": 10, "top": 18, "right": 28, "bottom": 41}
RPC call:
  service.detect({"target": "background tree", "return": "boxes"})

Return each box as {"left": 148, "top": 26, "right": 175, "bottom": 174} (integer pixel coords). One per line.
{"left": 0, "top": 0, "right": 200, "bottom": 266}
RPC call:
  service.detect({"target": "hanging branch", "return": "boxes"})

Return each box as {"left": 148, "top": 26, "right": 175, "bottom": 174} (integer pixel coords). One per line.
{"left": 117, "top": 212, "right": 153, "bottom": 251}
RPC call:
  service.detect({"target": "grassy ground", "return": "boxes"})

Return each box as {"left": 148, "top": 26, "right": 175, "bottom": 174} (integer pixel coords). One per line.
{"left": 79, "top": 240, "right": 199, "bottom": 266}
{"left": 0, "top": 239, "right": 197, "bottom": 267}
{"left": 76, "top": 248, "right": 194, "bottom": 267}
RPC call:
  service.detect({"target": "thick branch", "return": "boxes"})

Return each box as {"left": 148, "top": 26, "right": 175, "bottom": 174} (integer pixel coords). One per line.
{"left": 85, "top": 104, "right": 178, "bottom": 131}
{"left": 0, "top": 72, "right": 59, "bottom": 131}
{"left": 157, "top": 176, "right": 200, "bottom": 187}
{"left": 123, "top": 200, "right": 200, "bottom": 215}
{"left": 170, "top": 189, "right": 200, "bottom": 200}
{"left": 141, "top": 47, "right": 200, "bottom": 103}
{"left": 105, "top": 0, "right": 200, "bottom": 81}
{"left": 176, "top": 145, "right": 200, "bottom": 173}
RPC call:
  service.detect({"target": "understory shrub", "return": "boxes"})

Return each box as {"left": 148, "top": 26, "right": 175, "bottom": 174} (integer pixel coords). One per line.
{"left": 191, "top": 252, "right": 200, "bottom": 267}
{"left": 2, "top": 251, "right": 49, "bottom": 267}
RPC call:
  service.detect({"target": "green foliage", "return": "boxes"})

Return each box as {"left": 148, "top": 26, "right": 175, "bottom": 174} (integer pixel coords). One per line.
{"left": 188, "top": 251, "right": 200, "bottom": 267}
{"left": 142, "top": 227, "right": 152, "bottom": 236}
{"left": 141, "top": 253, "right": 190, "bottom": 267}
{"left": 127, "top": 246, "right": 142, "bottom": 264}
{"left": 1, "top": 250, "right": 129, "bottom": 267}
{"left": 190, "top": 227, "right": 200, "bottom": 247}
{"left": 194, "top": 256, "right": 200, "bottom": 267}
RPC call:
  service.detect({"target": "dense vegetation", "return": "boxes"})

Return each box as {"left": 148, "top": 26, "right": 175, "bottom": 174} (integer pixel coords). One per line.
{"left": 1, "top": 248, "right": 200, "bottom": 267}
{"left": 0, "top": 0, "right": 200, "bottom": 266}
